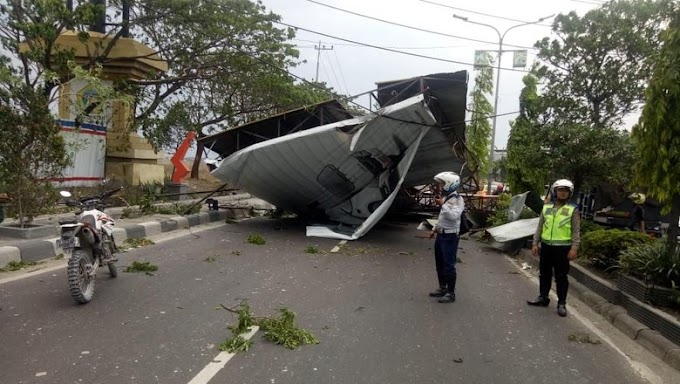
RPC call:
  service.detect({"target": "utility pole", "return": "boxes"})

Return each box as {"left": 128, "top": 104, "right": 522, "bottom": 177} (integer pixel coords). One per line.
{"left": 314, "top": 41, "right": 333, "bottom": 82}
{"left": 453, "top": 14, "right": 554, "bottom": 194}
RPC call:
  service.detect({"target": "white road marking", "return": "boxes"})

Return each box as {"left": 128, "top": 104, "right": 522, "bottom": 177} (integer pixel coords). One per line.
{"left": 187, "top": 326, "right": 259, "bottom": 384}
{"left": 330, "top": 240, "right": 347, "bottom": 253}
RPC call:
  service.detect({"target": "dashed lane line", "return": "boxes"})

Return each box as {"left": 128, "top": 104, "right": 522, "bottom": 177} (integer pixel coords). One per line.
{"left": 330, "top": 240, "right": 347, "bottom": 253}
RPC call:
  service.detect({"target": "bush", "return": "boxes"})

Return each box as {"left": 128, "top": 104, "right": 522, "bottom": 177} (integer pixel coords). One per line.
{"left": 619, "top": 239, "right": 680, "bottom": 289}
{"left": 580, "top": 229, "right": 653, "bottom": 271}
{"left": 580, "top": 220, "right": 606, "bottom": 235}
{"left": 487, "top": 194, "right": 512, "bottom": 226}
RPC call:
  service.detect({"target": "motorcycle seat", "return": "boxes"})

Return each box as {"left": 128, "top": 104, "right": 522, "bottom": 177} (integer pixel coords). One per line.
{"left": 59, "top": 218, "right": 78, "bottom": 225}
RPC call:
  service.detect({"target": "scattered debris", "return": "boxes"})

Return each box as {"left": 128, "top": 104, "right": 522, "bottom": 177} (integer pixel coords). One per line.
{"left": 231, "top": 250, "right": 242, "bottom": 256}
{"left": 203, "top": 256, "right": 217, "bottom": 263}
{"left": 521, "top": 263, "right": 532, "bottom": 270}
{"left": 568, "top": 332, "right": 601, "bottom": 345}
{"left": 453, "top": 358, "right": 463, "bottom": 363}
{"left": 508, "top": 271, "right": 521, "bottom": 275}
{"left": 225, "top": 219, "right": 238, "bottom": 224}
{"left": 220, "top": 301, "right": 319, "bottom": 351}
{"left": 304, "top": 246, "right": 320, "bottom": 254}
{"left": 121, "top": 237, "right": 155, "bottom": 250}
{"left": 246, "top": 234, "right": 266, "bottom": 245}
{"left": 54, "top": 253, "right": 65, "bottom": 260}
{"left": 0, "top": 260, "right": 38, "bottom": 272}
{"left": 124, "top": 261, "right": 159, "bottom": 273}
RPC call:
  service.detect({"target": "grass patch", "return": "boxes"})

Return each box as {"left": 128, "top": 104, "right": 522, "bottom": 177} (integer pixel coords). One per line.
{"left": 246, "top": 234, "right": 266, "bottom": 245}
{"left": 231, "top": 250, "right": 242, "bottom": 256}
{"left": 54, "top": 253, "right": 65, "bottom": 260}
{"left": 204, "top": 256, "right": 217, "bottom": 263}
{"left": 124, "top": 261, "right": 159, "bottom": 273}
{"left": 304, "top": 245, "right": 320, "bottom": 254}
{"left": 0, "top": 260, "right": 37, "bottom": 272}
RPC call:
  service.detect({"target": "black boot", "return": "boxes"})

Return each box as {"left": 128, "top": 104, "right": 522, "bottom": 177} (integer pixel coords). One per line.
{"left": 438, "top": 292, "right": 456, "bottom": 303}
{"left": 527, "top": 295, "right": 550, "bottom": 307}
{"left": 438, "top": 274, "right": 456, "bottom": 303}
{"left": 557, "top": 303, "right": 567, "bottom": 317}
{"left": 429, "top": 287, "right": 447, "bottom": 297}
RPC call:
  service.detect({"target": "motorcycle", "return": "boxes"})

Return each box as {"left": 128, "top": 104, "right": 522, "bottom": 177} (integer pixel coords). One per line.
{"left": 57, "top": 186, "right": 123, "bottom": 304}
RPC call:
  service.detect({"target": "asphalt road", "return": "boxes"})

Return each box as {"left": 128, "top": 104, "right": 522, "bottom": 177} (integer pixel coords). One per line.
{"left": 0, "top": 216, "right": 675, "bottom": 384}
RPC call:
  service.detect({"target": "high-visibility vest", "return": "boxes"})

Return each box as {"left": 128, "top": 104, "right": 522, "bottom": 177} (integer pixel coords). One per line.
{"left": 541, "top": 203, "right": 576, "bottom": 246}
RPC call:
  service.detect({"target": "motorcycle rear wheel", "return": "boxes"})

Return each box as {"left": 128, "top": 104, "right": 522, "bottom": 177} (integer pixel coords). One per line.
{"left": 67, "top": 249, "right": 95, "bottom": 304}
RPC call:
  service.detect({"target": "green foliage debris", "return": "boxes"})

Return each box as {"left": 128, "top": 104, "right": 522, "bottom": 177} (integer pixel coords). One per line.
{"left": 246, "top": 234, "right": 266, "bottom": 245}
{"left": 219, "top": 301, "right": 319, "bottom": 354}
{"left": 124, "top": 261, "right": 159, "bottom": 273}
{"left": 0, "top": 260, "right": 37, "bottom": 272}
{"left": 123, "top": 237, "right": 155, "bottom": 249}
{"left": 568, "top": 332, "right": 601, "bottom": 345}
{"left": 304, "top": 245, "right": 320, "bottom": 254}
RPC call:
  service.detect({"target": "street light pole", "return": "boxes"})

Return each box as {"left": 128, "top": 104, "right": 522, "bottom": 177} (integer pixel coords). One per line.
{"left": 453, "top": 14, "right": 554, "bottom": 194}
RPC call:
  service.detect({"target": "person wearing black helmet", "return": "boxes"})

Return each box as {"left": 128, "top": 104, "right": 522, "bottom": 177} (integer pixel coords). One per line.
{"left": 428, "top": 171, "right": 465, "bottom": 303}
{"left": 527, "top": 179, "right": 581, "bottom": 317}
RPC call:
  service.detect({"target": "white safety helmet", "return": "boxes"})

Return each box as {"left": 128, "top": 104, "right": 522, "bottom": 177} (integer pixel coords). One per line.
{"left": 629, "top": 192, "right": 646, "bottom": 205}
{"left": 551, "top": 179, "right": 574, "bottom": 197}
{"left": 434, "top": 171, "right": 461, "bottom": 193}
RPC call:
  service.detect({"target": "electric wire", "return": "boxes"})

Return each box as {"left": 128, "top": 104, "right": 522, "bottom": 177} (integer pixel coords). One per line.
{"left": 306, "top": 0, "right": 537, "bottom": 50}
{"left": 419, "top": 0, "right": 554, "bottom": 27}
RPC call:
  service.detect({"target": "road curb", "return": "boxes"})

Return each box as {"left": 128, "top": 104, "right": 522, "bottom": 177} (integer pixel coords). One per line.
{"left": 0, "top": 246, "right": 21, "bottom": 265}
{"left": 7, "top": 210, "right": 238, "bottom": 264}
{"left": 514, "top": 247, "right": 680, "bottom": 372}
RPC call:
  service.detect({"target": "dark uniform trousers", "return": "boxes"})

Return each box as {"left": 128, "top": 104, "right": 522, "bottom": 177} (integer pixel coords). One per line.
{"left": 539, "top": 243, "right": 571, "bottom": 304}
{"left": 434, "top": 233, "right": 459, "bottom": 292}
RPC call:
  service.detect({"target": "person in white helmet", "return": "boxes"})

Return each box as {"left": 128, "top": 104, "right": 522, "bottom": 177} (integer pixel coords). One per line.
{"left": 628, "top": 193, "right": 646, "bottom": 234}
{"left": 527, "top": 179, "right": 581, "bottom": 317}
{"left": 428, "top": 171, "right": 465, "bottom": 303}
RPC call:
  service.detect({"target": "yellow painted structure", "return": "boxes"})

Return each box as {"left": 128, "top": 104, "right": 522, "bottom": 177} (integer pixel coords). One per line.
{"left": 33, "top": 31, "right": 170, "bottom": 185}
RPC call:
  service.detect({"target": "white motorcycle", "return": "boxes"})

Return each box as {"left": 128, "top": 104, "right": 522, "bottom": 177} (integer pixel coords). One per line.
{"left": 58, "top": 186, "right": 122, "bottom": 304}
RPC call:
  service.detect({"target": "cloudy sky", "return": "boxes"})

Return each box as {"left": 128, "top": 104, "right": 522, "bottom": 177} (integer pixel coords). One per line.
{"left": 259, "top": 0, "right": 608, "bottom": 149}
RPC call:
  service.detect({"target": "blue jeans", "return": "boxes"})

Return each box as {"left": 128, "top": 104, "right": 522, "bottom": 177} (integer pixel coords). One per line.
{"left": 434, "top": 233, "right": 459, "bottom": 292}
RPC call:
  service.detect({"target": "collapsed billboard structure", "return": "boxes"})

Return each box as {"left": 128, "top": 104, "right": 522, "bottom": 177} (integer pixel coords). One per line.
{"left": 198, "top": 71, "right": 469, "bottom": 239}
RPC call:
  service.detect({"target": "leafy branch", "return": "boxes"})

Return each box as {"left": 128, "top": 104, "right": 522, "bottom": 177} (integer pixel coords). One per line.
{"left": 218, "top": 300, "right": 319, "bottom": 353}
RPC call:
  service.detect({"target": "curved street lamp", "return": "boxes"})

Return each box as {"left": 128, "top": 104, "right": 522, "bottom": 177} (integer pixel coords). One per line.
{"left": 453, "top": 14, "right": 554, "bottom": 193}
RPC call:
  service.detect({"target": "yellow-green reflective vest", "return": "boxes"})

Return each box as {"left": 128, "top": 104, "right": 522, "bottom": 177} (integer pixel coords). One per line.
{"left": 541, "top": 203, "right": 575, "bottom": 246}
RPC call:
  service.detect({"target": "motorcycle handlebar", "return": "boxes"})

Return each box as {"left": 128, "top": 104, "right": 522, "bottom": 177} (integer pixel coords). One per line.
{"left": 72, "top": 187, "right": 123, "bottom": 210}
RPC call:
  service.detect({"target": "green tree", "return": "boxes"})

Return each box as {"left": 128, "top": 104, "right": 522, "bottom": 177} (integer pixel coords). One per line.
{"left": 466, "top": 52, "right": 494, "bottom": 178}
{"left": 507, "top": 0, "right": 672, "bottom": 195}
{"left": 1, "top": 1, "right": 342, "bottom": 176}
{"left": 534, "top": 0, "right": 675, "bottom": 128}
{"left": 0, "top": 85, "right": 70, "bottom": 226}
{"left": 507, "top": 74, "right": 635, "bottom": 194}
{"left": 506, "top": 73, "right": 551, "bottom": 194}
{"left": 632, "top": 13, "right": 680, "bottom": 252}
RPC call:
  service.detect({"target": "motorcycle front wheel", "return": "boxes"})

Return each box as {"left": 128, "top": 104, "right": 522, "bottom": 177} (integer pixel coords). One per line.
{"left": 102, "top": 235, "right": 117, "bottom": 278}
{"left": 67, "top": 249, "right": 95, "bottom": 304}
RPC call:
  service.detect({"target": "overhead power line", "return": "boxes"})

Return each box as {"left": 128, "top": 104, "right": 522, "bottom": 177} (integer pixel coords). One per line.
{"left": 220, "top": 2, "right": 532, "bottom": 73}
{"left": 306, "top": 0, "right": 537, "bottom": 50}
{"left": 275, "top": 20, "right": 531, "bottom": 73}
{"left": 419, "top": 0, "right": 554, "bottom": 27}
{"left": 294, "top": 39, "right": 477, "bottom": 50}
